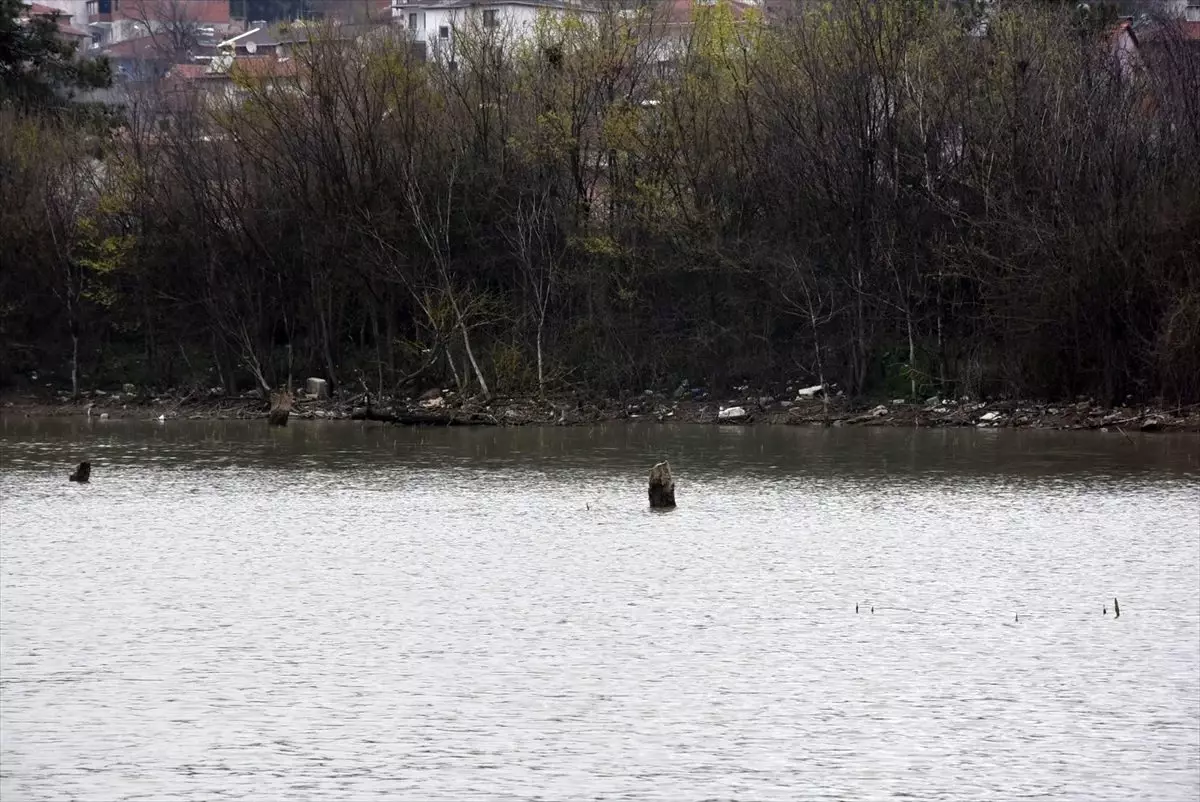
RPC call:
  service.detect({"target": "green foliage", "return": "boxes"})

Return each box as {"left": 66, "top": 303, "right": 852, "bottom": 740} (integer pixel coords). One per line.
{"left": 489, "top": 341, "right": 535, "bottom": 393}
{"left": 75, "top": 216, "right": 135, "bottom": 309}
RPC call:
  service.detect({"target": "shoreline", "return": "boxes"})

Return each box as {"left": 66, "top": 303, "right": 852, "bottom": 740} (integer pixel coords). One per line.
{"left": 4, "top": 390, "right": 1198, "bottom": 433}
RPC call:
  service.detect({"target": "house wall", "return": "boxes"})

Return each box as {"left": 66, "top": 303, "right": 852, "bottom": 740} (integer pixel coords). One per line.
{"left": 1113, "top": 26, "right": 1139, "bottom": 77}
{"left": 393, "top": 3, "right": 588, "bottom": 57}
{"left": 88, "top": 0, "right": 233, "bottom": 45}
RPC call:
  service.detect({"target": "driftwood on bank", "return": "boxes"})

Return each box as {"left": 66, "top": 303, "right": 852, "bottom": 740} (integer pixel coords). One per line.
{"left": 68, "top": 461, "right": 90, "bottom": 483}
{"left": 348, "top": 405, "right": 497, "bottom": 426}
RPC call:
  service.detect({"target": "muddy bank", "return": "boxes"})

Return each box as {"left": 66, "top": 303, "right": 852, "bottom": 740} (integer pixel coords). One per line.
{"left": 3, "top": 386, "right": 1198, "bottom": 433}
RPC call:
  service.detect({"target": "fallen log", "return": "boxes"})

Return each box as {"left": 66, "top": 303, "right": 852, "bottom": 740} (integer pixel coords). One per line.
{"left": 348, "top": 406, "right": 497, "bottom": 426}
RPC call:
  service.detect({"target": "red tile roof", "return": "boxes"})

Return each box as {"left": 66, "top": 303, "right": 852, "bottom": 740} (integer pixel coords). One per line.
{"left": 24, "top": 3, "right": 89, "bottom": 40}
{"left": 230, "top": 56, "right": 299, "bottom": 78}
{"left": 168, "top": 56, "right": 299, "bottom": 82}
{"left": 168, "top": 63, "right": 210, "bottom": 80}
{"left": 102, "top": 35, "right": 169, "bottom": 58}
{"left": 1139, "top": 18, "right": 1200, "bottom": 47}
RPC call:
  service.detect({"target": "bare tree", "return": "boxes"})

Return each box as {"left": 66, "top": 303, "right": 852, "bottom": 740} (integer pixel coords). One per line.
{"left": 405, "top": 164, "right": 491, "bottom": 398}
{"left": 504, "top": 186, "right": 565, "bottom": 396}
{"left": 123, "top": 0, "right": 205, "bottom": 59}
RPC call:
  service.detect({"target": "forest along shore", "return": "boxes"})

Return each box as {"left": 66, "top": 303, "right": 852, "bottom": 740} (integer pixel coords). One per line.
{"left": 6, "top": 5, "right": 1200, "bottom": 413}
{"left": 4, "top": 389, "right": 1198, "bottom": 433}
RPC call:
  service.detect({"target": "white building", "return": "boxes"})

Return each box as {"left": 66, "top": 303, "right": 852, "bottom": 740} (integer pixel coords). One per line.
{"left": 391, "top": 0, "right": 595, "bottom": 57}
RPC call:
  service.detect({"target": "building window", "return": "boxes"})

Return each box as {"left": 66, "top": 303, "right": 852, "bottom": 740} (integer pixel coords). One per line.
{"left": 482, "top": 9, "right": 498, "bottom": 28}
{"left": 438, "top": 25, "right": 450, "bottom": 39}
{"left": 408, "top": 12, "right": 425, "bottom": 31}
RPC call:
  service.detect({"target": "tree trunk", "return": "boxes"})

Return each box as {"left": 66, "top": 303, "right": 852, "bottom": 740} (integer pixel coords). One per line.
{"left": 70, "top": 330, "right": 79, "bottom": 400}
{"left": 458, "top": 314, "right": 489, "bottom": 398}
{"left": 315, "top": 291, "right": 338, "bottom": 392}
{"left": 536, "top": 307, "right": 546, "bottom": 398}
{"left": 907, "top": 312, "right": 916, "bottom": 400}
{"left": 446, "top": 346, "right": 463, "bottom": 394}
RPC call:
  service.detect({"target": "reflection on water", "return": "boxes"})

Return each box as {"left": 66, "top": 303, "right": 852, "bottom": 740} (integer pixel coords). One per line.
{"left": 2, "top": 419, "right": 1198, "bottom": 801}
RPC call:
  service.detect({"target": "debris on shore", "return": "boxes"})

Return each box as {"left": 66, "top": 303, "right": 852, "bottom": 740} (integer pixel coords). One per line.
{"left": 3, "top": 385, "right": 1198, "bottom": 432}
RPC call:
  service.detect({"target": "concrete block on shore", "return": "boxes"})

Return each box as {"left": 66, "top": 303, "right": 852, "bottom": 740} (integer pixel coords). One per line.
{"left": 305, "top": 378, "right": 329, "bottom": 399}
{"left": 718, "top": 406, "right": 748, "bottom": 421}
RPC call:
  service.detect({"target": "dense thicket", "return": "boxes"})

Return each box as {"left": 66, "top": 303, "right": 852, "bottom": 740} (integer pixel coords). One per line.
{"left": 3, "top": 0, "right": 1198, "bottom": 403}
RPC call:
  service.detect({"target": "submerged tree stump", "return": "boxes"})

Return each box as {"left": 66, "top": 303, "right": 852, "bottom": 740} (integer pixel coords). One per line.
{"left": 269, "top": 390, "right": 294, "bottom": 427}
{"left": 648, "top": 461, "right": 676, "bottom": 509}
{"left": 69, "top": 461, "right": 91, "bottom": 483}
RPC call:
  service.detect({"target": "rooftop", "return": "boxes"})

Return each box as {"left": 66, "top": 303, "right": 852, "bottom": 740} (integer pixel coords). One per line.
{"left": 22, "top": 2, "right": 90, "bottom": 39}
{"left": 167, "top": 55, "right": 300, "bottom": 82}
{"left": 216, "top": 21, "right": 377, "bottom": 49}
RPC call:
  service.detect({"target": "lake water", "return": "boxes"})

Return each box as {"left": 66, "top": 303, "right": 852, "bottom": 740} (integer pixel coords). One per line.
{"left": 1, "top": 418, "right": 1198, "bottom": 801}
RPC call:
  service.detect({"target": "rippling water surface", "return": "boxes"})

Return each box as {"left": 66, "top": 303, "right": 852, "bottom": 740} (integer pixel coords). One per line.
{"left": 2, "top": 418, "right": 1198, "bottom": 801}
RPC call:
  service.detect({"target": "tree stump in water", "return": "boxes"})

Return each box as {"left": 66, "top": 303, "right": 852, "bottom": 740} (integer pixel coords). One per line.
{"left": 648, "top": 461, "right": 676, "bottom": 508}
{"left": 69, "top": 461, "right": 91, "bottom": 483}
{"left": 269, "top": 390, "right": 294, "bottom": 427}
